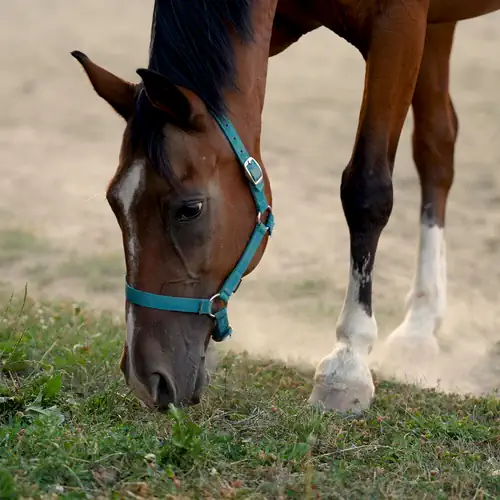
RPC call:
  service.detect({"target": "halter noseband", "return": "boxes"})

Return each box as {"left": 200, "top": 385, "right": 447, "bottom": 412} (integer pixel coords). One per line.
{"left": 125, "top": 114, "right": 274, "bottom": 342}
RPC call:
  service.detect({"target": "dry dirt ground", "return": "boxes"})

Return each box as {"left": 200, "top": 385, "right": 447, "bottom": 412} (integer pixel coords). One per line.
{"left": 1, "top": 1, "right": 499, "bottom": 396}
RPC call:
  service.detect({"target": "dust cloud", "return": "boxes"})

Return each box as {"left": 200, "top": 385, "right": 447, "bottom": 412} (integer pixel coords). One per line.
{"left": 1, "top": 2, "right": 498, "bottom": 399}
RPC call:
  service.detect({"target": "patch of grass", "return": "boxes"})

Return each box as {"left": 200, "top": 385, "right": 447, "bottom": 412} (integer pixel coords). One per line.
{"left": 0, "top": 229, "right": 51, "bottom": 266}
{"left": 0, "top": 294, "right": 499, "bottom": 499}
{"left": 58, "top": 253, "right": 125, "bottom": 293}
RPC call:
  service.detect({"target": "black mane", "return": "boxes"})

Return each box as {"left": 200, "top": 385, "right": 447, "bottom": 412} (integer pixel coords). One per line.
{"left": 129, "top": 0, "right": 254, "bottom": 182}
{"left": 149, "top": 0, "right": 253, "bottom": 115}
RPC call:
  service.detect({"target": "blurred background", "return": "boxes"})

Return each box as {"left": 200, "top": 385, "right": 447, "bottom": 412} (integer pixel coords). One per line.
{"left": 1, "top": 1, "right": 499, "bottom": 394}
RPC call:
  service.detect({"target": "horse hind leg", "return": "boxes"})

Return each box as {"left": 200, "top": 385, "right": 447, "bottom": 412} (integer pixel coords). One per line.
{"left": 308, "top": 0, "right": 429, "bottom": 412}
{"left": 379, "top": 23, "right": 458, "bottom": 371}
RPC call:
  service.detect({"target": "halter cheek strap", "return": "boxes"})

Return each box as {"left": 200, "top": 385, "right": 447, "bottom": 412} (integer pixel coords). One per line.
{"left": 125, "top": 113, "right": 274, "bottom": 342}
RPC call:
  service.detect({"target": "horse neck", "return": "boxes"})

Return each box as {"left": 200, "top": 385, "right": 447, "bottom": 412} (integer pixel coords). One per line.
{"left": 224, "top": 0, "right": 279, "bottom": 154}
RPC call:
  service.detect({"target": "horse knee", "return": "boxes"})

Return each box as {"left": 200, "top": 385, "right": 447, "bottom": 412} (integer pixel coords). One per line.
{"left": 340, "top": 161, "right": 394, "bottom": 238}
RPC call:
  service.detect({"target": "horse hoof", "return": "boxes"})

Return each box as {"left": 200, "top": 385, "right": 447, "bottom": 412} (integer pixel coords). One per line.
{"left": 308, "top": 383, "right": 373, "bottom": 414}
{"left": 308, "top": 345, "right": 374, "bottom": 413}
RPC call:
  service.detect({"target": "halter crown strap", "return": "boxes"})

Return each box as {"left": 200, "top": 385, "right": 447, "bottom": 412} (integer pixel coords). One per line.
{"left": 213, "top": 116, "right": 271, "bottom": 216}
{"left": 125, "top": 113, "right": 273, "bottom": 342}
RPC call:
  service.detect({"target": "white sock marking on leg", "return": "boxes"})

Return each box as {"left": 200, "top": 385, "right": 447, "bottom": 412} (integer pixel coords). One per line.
{"left": 336, "top": 258, "right": 378, "bottom": 355}
{"left": 309, "top": 259, "right": 377, "bottom": 410}
{"left": 115, "top": 160, "right": 145, "bottom": 283}
{"left": 403, "top": 223, "right": 447, "bottom": 336}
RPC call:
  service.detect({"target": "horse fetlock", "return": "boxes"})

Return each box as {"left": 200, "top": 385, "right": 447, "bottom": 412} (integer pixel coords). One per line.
{"left": 336, "top": 310, "right": 378, "bottom": 355}
{"left": 383, "top": 318, "right": 440, "bottom": 360}
{"left": 370, "top": 320, "right": 440, "bottom": 382}
{"left": 308, "top": 344, "right": 374, "bottom": 413}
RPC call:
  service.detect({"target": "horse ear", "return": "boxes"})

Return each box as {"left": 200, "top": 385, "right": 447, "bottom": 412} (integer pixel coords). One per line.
{"left": 136, "top": 68, "right": 207, "bottom": 131}
{"left": 71, "top": 51, "right": 137, "bottom": 120}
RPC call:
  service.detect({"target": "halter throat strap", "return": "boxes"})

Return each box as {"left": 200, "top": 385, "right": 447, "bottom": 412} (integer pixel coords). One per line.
{"left": 125, "top": 113, "right": 274, "bottom": 342}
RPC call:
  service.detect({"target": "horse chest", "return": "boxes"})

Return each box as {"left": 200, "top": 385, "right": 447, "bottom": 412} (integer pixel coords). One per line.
{"left": 273, "top": 0, "right": 381, "bottom": 56}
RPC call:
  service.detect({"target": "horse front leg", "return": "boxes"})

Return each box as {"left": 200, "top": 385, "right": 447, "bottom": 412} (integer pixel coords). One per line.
{"left": 309, "top": 0, "right": 430, "bottom": 412}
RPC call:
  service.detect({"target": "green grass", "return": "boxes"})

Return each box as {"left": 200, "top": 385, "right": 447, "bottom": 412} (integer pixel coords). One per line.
{"left": 0, "top": 294, "right": 499, "bottom": 499}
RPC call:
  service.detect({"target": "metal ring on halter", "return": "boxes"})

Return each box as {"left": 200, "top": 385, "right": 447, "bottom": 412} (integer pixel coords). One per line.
{"left": 208, "top": 293, "right": 222, "bottom": 318}
{"left": 257, "top": 206, "right": 273, "bottom": 226}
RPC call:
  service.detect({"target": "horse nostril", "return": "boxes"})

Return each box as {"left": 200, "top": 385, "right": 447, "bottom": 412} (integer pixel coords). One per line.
{"left": 148, "top": 372, "right": 177, "bottom": 410}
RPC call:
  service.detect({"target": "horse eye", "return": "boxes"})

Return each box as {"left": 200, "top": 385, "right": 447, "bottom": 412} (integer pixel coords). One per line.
{"left": 175, "top": 201, "right": 203, "bottom": 222}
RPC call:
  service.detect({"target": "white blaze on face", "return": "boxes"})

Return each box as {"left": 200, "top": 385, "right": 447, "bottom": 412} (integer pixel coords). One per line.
{"left": 115, "top": 160, "right": 146, "bottom": 282}
{"left": 126, "top": 307, "right": 136, "bottom": 365}
{"left": 115, "top": 160, "right": 146, "bottom": 363}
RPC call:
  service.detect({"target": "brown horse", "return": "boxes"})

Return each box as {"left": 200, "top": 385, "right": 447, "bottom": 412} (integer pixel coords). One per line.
{"left": 72, "top": 0, "right": 500, "bottom": 412}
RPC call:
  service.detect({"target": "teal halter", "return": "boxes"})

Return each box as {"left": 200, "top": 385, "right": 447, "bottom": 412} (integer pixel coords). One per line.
{"left": 125, "top": 114, "right": 274, "bottom": 342}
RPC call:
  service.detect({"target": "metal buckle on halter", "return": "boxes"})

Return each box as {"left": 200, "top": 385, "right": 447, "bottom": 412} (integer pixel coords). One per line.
{"left": 243, "top": 157, "right": 264, "bottom": 186}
